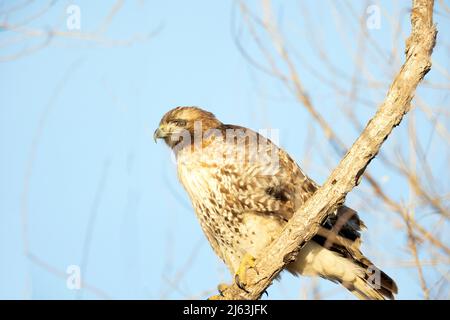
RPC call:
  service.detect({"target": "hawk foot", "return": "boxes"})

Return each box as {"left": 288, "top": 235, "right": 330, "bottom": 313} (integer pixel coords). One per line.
{"left": 207, "top": 283, "right": 229, "bottom": 300}
{"left": 218, "top": 283, "right": 229, "bottom": 294}
{"left": 235, "top": 253, "right": 257, "bottom": 291}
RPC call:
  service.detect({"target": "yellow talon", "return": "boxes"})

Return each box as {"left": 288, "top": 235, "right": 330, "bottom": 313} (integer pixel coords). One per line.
{"left": 218, "top": 283, "right": 229, "bottom": 294}
{"left": 235, "top": 253, "right": 256, "bottom": 290}
{"left": 208, "top": 254, "right": 257, "bottom": 299}
{"left": 207, "top": 283, "right": 229, "bottom": 300}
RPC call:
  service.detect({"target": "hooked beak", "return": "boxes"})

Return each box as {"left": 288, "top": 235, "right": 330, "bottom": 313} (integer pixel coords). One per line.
{"left": 153, "top": 126, "right": 168, "bottom": 143}
{"left": 153, "top": 128, "right": 162, "bottom": 143}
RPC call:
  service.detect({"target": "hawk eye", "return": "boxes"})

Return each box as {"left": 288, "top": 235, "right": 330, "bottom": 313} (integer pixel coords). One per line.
{"left": 172, "top": 119, "right": 187, "bottom": 126}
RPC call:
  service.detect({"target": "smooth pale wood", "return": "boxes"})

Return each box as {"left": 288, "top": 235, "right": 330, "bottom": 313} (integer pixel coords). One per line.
{"left": 216, "top": 0, "right": 437, "bottom": 300}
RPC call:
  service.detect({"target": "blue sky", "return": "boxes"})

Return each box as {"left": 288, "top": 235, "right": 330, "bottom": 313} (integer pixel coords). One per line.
{"left": 0, "top": 1, "right": 448, "bottom": 299}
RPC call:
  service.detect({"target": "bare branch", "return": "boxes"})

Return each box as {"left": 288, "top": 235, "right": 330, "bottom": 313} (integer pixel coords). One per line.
{"left": 217, "top": 0, "right": 437, "bottom": 300}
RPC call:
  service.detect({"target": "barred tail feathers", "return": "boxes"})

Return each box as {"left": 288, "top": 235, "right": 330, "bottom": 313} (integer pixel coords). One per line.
{"left": 287, "top": 241, "right": 398, "bottom": 300}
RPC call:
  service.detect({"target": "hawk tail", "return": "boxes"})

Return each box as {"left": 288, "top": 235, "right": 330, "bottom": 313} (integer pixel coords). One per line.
{"left": 341, "top": 256, "right": 398, "bottom": 300}
{"left": 287, "top": 241, "right": 398, "bottom": 300}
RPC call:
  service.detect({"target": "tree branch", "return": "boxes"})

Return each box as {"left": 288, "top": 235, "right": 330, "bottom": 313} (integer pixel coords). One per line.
{"left": 216, "top": 0, "right": 437, "bottom": 300}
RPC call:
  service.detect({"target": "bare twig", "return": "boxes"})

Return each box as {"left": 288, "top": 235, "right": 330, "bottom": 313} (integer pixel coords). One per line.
{"left": 217, "top": 0, "right": 437, "bottom": 300}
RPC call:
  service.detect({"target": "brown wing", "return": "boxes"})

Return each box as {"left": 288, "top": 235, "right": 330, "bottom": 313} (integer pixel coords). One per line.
{"left": 219, "top": 124, "right": 365, "bottom": 245}
{"left": 220, "top": 128, "right": 399, "bottom": 296}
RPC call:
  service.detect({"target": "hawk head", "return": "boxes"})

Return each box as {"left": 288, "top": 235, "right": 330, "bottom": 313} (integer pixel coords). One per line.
{"left": 154, "top": 106, "right": 222, "bottom": 148}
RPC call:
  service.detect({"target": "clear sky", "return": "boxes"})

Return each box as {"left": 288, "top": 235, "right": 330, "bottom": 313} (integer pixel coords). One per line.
{"left": 0, "top": 1, "right": 448, "bottom": 299}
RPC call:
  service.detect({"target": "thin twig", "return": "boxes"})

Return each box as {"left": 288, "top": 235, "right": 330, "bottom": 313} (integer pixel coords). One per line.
{"left": 217, "top": 0, "right": 437, "bottom": 300}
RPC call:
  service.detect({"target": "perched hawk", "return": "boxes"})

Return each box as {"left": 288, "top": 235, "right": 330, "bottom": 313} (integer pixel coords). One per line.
{"left": 154, "top": 106, "right": 397, "bottom": 300}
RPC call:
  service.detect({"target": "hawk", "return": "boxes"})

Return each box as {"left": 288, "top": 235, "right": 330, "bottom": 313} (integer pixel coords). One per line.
{"left": 154, "top": 106, "right": 397, "bottom": 300}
